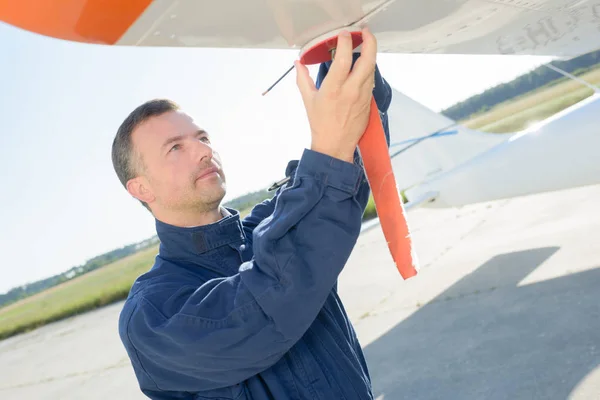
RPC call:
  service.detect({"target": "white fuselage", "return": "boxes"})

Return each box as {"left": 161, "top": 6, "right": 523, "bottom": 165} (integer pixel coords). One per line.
{"left": 404, "top": 93, "right": 600, "bottom": 208}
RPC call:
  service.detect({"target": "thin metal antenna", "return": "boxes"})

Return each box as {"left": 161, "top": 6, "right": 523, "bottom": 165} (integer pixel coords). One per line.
{"left": 261, "top": 45, "right": 338, "bottom": 96}
{"left": 262, "top": 64, "right": 295, "bottom": 96}
{"left": 544, "top": 63, "right": 600, "bottom": 92}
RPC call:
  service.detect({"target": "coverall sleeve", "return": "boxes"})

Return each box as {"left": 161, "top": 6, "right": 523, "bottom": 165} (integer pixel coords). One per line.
{"left": 316, "top": 54, "right": 393, "bottom": 213}
{"left": 124, "top": 148, "right": 367, "bottom": 392}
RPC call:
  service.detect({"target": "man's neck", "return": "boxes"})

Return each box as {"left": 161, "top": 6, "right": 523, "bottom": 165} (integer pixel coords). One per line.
{"left": 154, "top": 206, "right": 225, "bottom": 228}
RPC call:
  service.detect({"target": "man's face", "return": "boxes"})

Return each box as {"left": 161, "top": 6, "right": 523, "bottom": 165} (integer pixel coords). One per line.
{"left": 129, "top": 110, "right": 226, "bottom": 214}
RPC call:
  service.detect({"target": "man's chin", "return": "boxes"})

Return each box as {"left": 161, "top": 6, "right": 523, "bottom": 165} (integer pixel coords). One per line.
{"left": 202, "top": 186, "right": 226, "bottom": 205}
{"left": 191, "top": 175, "right": 225, "bottom": 199}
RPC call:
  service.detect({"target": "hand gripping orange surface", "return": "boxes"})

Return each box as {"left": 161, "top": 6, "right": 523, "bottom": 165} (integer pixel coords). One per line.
{"left": 301, "top": 32, "right": 418, "bottom": 280}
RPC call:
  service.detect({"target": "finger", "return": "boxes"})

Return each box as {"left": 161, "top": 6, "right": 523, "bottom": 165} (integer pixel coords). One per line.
{"left": 320, "top": 30, "right": 354, "bottom": 91}
{"left": 347, "top": 27, "right": 377, "bottom": 87}
{"left": 360, "top": 71, "right": 376, "bottom": 95}
{"left": 349, "top": 27, "right": 376, "bottom": 84}
{"left": 295, "top": 60, "right": 316, "bottom": 104}
{"left": 350, "top": 64, "right": 375, "bottom": 106}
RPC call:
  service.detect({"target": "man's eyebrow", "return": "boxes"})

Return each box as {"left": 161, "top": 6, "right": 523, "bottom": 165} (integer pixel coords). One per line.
{"left": 162, "top": 130, "right": 207, "bottom": 150}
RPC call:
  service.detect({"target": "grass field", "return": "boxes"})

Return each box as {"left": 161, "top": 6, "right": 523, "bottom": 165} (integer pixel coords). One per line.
{"left": 0, "top": 245, "right": 158, "bottom": 341}
{"left": 1, "top": 66, "right": 598, "bottom": 342}
{"left": 460, "top": 67, "right": 600, "bottom": 133}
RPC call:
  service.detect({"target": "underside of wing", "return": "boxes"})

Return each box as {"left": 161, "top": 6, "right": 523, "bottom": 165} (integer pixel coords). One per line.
{"left": 1, "top": 0, "right": 600, "bottom": 57}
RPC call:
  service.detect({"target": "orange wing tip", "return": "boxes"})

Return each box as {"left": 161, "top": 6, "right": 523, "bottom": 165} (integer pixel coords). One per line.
{"left": 0, "top": 0, "right": 153, "bottom": 45}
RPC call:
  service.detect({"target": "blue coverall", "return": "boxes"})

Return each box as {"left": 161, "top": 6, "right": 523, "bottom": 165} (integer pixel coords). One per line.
{"left": 119, "top": 55, "right": 393, "bottom": 399}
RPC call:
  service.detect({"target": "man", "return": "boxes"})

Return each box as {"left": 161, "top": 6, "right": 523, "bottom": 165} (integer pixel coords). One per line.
{"left": 115, "top": 28, "right": 392, "bottom": 399}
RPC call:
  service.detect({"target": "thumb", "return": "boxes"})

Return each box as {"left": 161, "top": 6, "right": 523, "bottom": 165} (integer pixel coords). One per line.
{"left": 295, "top": 61, "right": 316, "bottom": 103}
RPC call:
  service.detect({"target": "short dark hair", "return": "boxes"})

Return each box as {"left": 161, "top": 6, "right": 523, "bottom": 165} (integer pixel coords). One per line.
{"left": 112, "top": 99, "right": 180, "bottom": 212}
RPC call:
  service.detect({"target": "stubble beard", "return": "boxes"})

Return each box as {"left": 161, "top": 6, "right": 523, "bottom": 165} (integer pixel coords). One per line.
{"left": 188, "top": 173, "right": 227, "bottom": 213}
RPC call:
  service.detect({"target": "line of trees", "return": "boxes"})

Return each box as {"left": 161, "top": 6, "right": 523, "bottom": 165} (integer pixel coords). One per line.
{"left": 442, "top": 50, "right": 600, "bottom": 121}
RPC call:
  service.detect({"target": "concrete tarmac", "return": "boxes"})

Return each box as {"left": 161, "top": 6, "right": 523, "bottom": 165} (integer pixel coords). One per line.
{"left": 1, "top": 184, "right": 599, "bottom": 399}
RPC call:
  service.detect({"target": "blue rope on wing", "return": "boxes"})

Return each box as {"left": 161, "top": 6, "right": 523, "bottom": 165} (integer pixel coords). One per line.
{"left": 389, "top": 125, "right": 459, "bottom": 159}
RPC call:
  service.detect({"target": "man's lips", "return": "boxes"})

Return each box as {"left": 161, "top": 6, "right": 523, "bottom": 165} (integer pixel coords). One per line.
{"left": 196, "top": 166, "right": 219, "bottom": 180}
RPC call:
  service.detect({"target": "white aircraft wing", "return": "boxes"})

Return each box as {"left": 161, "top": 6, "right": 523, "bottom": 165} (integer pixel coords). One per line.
{"left": 1, "top": 0, "right": 599, "bottom": 58}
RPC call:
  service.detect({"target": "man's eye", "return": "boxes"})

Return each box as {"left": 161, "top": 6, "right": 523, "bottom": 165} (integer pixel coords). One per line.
{"left": 200, "top": 137, "right": 210, "bottom": 144}
{"left": 170, "top": 144, "right": 181, "bottom": 152}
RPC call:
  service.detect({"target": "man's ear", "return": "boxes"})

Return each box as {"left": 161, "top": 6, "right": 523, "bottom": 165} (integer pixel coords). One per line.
{"left": 126, "top": 177, "right": 155, "bottom": 204}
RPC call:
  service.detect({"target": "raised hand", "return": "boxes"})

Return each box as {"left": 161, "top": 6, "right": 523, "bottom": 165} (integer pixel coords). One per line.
{"left": 295, "top": 27, "right": 377, "bottom": 163}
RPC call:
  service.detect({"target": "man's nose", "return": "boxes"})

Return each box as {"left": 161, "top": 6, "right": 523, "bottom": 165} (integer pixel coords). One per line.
{"left": 193, "top": 138, "right": 213, "bottom": 162}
